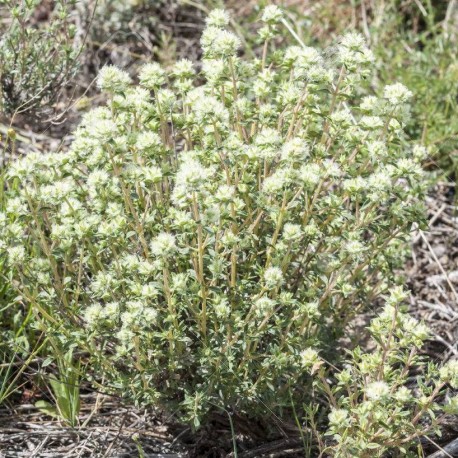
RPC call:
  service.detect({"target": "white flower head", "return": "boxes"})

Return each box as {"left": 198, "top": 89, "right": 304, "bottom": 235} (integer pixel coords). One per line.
{"left": 279, "top": 82, "right": 301, "bottom": 105}
{"left": 206, "top": 9, "right": 230, "bottom": 28}
{"left": 360, "top": 95, "right": 379, "bottom": 112}
{"left": 214, "top": 184, "right": 235, "bottom": 203}
{"left": 121, "top": 87, "right": 152, "bottom": 112}
{"left": 384, "top": 83, "right": 413, "bottom": 106}
{"left": 156, "top": 88, "right": 176, "bottom": 111}
{"left": 282, "top": 223, "right": 302, "bottom": 242}
{"left": 150, "top": 232, "right": 177, "bottom": 258}
{"left": 337, "top": 33, "right": 374, "bottom": 69}
{"left": 7, "top": 197, "right": 28, "bottom": 216}
{"left": 7, "top": 246, "right": 26, "bottom": 265}
{"left": 202, "top": 59, "right": 226, "bottom": 84}
{"left": 143, "top": 166, "right": 163, "bottom": 184}
{"left": 365, "top": 381, "right": 390, "bottom": 401}
{"left": 387, "top": 286, "right": 409, "bottom": 306}
{"left": 139, "top": 62, "right": 166, "bottom": 89}
{"left": 412, "top": 145, "right": 428, "bottom": 161}
{"left": 264, "top": 266, "right": 284, "bottom": 288}
{"left": 192, "top": 95, "right": 229, "bottom": 126}
{"left": 367, "top": 140, "right": 387, "bottom": 159}
{"left": 293, "top": 47, "right": 321, "bottom": 72}
{"left": 402, "top": 316, "right": 429, "bottom": 343}
{"left": 340, "top": 32, "right": 366, "bottom": 52}
{"left": 87, "top": 169, "right": 110, "bottom": 189}
{"left": 439, "top": 360, "right": 458, "bottom": 388}
{"left": 214, "top": 298, "right": 231, "bottom": 319}
{"left": 174, "top": 158, "right": 213, "bottom": 196}
{"left": 281, "top": 138, "right": 309, "bottom": 162}
{"left": 173, "top": 59, "right": 195, "bottom": 79}
{"left": 84, "top": 303, "right": 103, "bottom": 327}
{"left": 262, "top": 5, "right": 283, "bottom": 24}
{"left": 97, "top": 66, "right": 131, "bottom": 93}
{"left": 284, "top": 46, "right": 303, "bottom": 66}
{"left": 141, "top": 283, "right": 159, "bottom": 299}
{"left": 136, "top": 131, "right": 162, "bottom": 151}
{"left": 345, "top": 239, "right": 365, "bottom": 258}
{"left": 201, "top": 26, "right": 241, "bottom": 58}
{"left": 116, "top": 326, "right": 135, "bottom": 345}
{"left": 255, "top": 128, "right": 282, "bottom": 156}
{"left": 103, "top": 302, "right": 120, "bottom": 320}
{"left": 254, "top": 296, "right": 276, "bottom": 316}
{"left": 394, "top": 386, "right": 412, "bottom": 403}
{"left": 303, "top": 301, "right": 320, "bottom": 319}
{"left": 299, "top": 163, "right": 321, "bottom": 189}
{"left": 86, "top": 119, "right": 118, "bottom": 142}
{"left": 263, "top": 168, "right": 291, "bottom": 194}
{"left": 360, "top": 115, "right": 384, "bottom": 130}
{"left": 300, "top": 348, "right": 321, "bottom": 369}
{"left": 143, "top": 307, "right": 158, "bottom": 323}
{"left": 331, "top": 108, "right": 353, "bottom": 127}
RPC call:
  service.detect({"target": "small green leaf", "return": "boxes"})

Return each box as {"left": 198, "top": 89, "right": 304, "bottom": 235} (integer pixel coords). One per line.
{"left": 35, "top": 400, "right": 59, "bottom": 419}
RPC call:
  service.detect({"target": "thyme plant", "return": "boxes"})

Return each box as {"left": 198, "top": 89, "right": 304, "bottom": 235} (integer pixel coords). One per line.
{"left": 1, "top": 7, "right": 436, "bottom": 430}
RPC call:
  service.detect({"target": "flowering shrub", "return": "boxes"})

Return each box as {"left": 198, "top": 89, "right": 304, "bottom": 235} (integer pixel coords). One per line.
{"left": 306, "top": 287, "right": 458, "bottom": 456}
{"left": 1, "top": 7, "right": 430, "bottom": 426}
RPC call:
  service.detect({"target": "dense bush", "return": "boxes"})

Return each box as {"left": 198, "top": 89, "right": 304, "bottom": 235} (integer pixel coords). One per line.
{"left": 2, "top": 7, "right": 446, "bottom": 441}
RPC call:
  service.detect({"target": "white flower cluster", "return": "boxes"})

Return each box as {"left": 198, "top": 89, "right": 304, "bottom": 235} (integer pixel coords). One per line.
{"left": 97, "top": 65, "right": 131, "bottom": 93}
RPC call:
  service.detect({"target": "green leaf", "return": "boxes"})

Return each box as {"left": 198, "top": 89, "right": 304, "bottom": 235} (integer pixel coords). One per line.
{"left": 35, "top": 400, "right": 59, "bottom": 419}
{"left": 367, "top": 443, "right": 381, "bottom": 449}
{"left": 42, "top": 357, "right": 54, "bottom": 367}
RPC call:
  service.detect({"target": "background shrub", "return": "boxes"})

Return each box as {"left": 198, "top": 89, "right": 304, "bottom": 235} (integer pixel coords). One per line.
{"left": 0, "top": 0, "right": 80, "bottom": 120}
